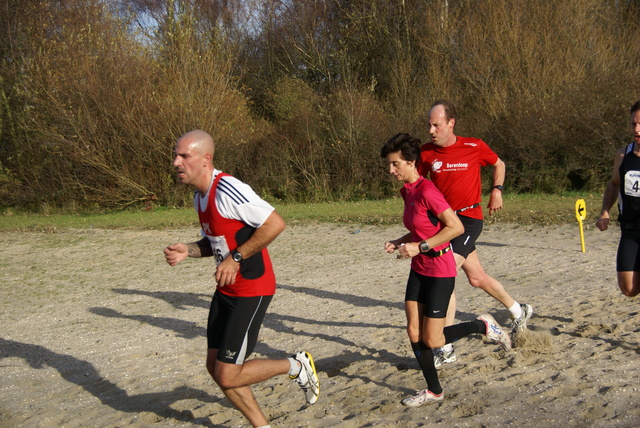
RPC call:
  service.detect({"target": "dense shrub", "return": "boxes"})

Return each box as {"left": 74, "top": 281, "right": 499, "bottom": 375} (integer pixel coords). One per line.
{"left": 1, "top": 0, "right": 639, "bottom": 210}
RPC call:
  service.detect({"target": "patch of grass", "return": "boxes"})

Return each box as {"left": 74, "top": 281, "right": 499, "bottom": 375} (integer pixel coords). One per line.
{"left": 0, "top": 192, "right": 610, "bottom": 231}
{"left": 486, "top": 192, "right": 608, "bottom": 226}
{"left": 278, "top": 198, "right": 404, "bottom": 225}
{"left": 0, "top": 207, "right": 200, "bottom": 231}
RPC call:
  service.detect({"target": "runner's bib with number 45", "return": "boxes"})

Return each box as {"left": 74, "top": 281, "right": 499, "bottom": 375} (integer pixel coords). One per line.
{"left": 618, "top": 143, "right": 640, "bottom": 224}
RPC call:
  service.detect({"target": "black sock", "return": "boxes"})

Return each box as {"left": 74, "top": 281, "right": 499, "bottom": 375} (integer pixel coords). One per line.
{"left": 410, "top": 341, "right": 442, "bottom": 395}
{"left": 443, "top": 320, "right": 486, "bottom": 344}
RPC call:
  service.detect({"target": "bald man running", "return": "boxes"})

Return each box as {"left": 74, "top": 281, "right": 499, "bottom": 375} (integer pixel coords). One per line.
{"left": 164, "top": 130, "right": 319, "bottom": 428}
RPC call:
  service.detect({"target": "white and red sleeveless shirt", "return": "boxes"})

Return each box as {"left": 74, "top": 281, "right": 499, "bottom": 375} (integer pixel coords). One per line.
{"left": 195, "top": 170, "right": 276, "bottom": 297}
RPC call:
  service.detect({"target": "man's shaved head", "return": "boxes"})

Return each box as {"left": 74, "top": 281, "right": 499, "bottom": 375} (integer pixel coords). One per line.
{"left": 178, "top": 130, "right": 215, "bottom": 158}
{"left": 173, "top": 130, "right": 215, "bottom": 193}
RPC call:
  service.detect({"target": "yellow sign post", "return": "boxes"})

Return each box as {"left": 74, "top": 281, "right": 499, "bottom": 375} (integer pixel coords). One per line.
{"left": 575, "top": 199, "right": 586, "bottom": 252}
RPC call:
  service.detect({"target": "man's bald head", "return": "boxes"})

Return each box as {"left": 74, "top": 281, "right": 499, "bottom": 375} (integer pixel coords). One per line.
{"left": 177, "top": 130, "right": 215, "bottom": 160}
{"left": 173, "top": 130, "right": 215, "bottom": 193}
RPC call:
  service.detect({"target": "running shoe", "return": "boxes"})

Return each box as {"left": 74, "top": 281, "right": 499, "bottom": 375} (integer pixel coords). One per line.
{"left": 433, "top": 346, "right": 457, "bottom": 369}
{"left": 510, "top": 303, "right": 533, "bottom": 334}
{"left": 478, "top": 313, "right": 512, "bottom": 351}
{"left": 401, "top": 388, "right": 444, "bottom": 407}
{"left": 290, "top": 351, "right": 320, "bottom": 405}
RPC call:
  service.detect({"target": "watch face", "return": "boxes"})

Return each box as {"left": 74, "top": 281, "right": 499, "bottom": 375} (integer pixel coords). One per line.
{"left": 232, "top": 251, "right": 243, "bottom": 262}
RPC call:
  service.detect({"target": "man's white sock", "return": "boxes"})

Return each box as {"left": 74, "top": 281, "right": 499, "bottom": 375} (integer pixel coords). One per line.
{"left": 509, "top": 302, "right": 523, "bottom": 319}
{"left": 287, "top": 357, "right": 301, "bottom": 377}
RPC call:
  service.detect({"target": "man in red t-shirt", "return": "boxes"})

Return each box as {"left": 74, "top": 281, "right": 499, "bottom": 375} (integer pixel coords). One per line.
{"left": 418, "top": 100, "right": 534, "bottom": 367}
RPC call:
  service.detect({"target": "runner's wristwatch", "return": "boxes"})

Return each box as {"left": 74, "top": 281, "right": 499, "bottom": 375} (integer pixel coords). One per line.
{"left": 419, "top": 241, "right": 430, "bottom": 253}
{"left": 231, "top": 249, "right": 244, "bottom": 262}
{"left": 492, "top": 185, "right": 504, "bottom": 191}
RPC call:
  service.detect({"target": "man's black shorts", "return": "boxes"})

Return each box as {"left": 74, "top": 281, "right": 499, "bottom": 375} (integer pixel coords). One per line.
{"left": 450, "top": 215, "right": 483, "bottom": 259}
{"left": 617, "top": 227, "right": 640, "bottom": 272}
{"left": 207, "top": 290, "right": 272, "bottom": 364}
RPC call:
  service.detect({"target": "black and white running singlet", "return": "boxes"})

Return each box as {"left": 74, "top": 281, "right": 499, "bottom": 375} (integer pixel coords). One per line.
{"left": 618, "top": 142, "right": 640, "bottom": 226}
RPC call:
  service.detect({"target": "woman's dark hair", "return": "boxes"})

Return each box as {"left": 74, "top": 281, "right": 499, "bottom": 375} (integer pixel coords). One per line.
{"left": 380, "top": 133, "right": 422, "bottom": 162}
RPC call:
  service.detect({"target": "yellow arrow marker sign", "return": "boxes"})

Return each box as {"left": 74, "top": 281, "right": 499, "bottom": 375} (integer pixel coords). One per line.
{"left": 575, "top": 199, "right": 586, "bottom": 252}
{"left": 575, "top": 199, "right": 586, "bottom": 221}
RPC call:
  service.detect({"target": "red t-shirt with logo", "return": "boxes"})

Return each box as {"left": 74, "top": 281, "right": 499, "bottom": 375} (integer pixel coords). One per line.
{"left": 401, "top": 177, "right": 457, "bottom": 278}
{"left": 419, "top": 136, "right": 498, "bottom": 220}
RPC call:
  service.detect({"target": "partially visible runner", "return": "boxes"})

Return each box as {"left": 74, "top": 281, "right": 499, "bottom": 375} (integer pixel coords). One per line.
{"left": 382, "top": 133, "right": 511, "bottom": 407}
{"left": 164, "top": 130, "right": 319, "bottom": 428}
{"left": 596, "top": 100, "right": 640, "bottom": 297}
{"left": 419, "top": 100, "right": 533, "bottom": 367}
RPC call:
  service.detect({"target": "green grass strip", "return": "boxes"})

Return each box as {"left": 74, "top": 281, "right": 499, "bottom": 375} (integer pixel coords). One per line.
{"left": 0, "top": 192, "right": 608, "bottom": 231}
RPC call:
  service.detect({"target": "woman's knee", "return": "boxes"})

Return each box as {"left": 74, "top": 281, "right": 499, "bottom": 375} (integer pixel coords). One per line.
{"left": 423, "top": 336, "right": 443, "bottom": 349}
{"left": 406, "top": 324, "right": 420, "bottom": 343}
{"left": 421, "top": 326, "right": 446, "bottom": 348}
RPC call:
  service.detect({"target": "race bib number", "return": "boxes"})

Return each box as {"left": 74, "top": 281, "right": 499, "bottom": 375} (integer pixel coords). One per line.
{"left": 207, "top": 235, "right": 230, "bottom": 266}
{"left": 624, "top": 170, "right": 640, "bottom": 197}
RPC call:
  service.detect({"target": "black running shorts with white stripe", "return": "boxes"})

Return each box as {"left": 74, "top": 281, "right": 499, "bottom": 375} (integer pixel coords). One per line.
{"left": 207, "top": 290, "right": 272, "bottom": 364}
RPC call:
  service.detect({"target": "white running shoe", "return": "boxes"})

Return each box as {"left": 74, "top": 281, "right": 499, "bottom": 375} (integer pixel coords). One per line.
{"left": 478, "top": 313, "right": 512, "bottom": 351}
{"left": 433, "top": 346, "right": 457, "bottom": 369}
{"left": 290, "top": 351, "right": 320, "bottom": 405}
{"left": 511, "top": 303, "right": 533, "bottom": 334}
{"left": 401, "top": 388, "right": 444, "bottom": 407}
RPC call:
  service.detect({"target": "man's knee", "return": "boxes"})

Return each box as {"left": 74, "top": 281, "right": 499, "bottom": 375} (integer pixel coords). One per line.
{"left": 461, "top": 255, "right": 489, "bottom": 289}
{"left": 206, "top": 351, "right": 227, "bottom": 385}
{"left": 619, "top": 284, "right": 640, "bottom": 297}
{"left": 617, "top": 273, "right": 640, "bottom": 297}
{"left": 206, "top": 358, "right": 216, "bottom": 376}
{"left": 213, "top": 364, "right": 242, "bottom": 389}
{"left": 467, "top": 274, "right": 488, "bottom": 289}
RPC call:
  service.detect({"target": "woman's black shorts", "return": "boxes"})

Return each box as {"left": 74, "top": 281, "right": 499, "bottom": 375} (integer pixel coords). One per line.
{"left": 404, "top": 269, "right": 455, "bottom": 319}
{"left": 450, "top": 215, "right": 483, "bottom": 259}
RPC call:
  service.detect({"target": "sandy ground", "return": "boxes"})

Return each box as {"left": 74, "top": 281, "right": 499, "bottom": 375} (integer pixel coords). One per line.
{"left": 1, "top": 221, "right": 639, "bottom": 428}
